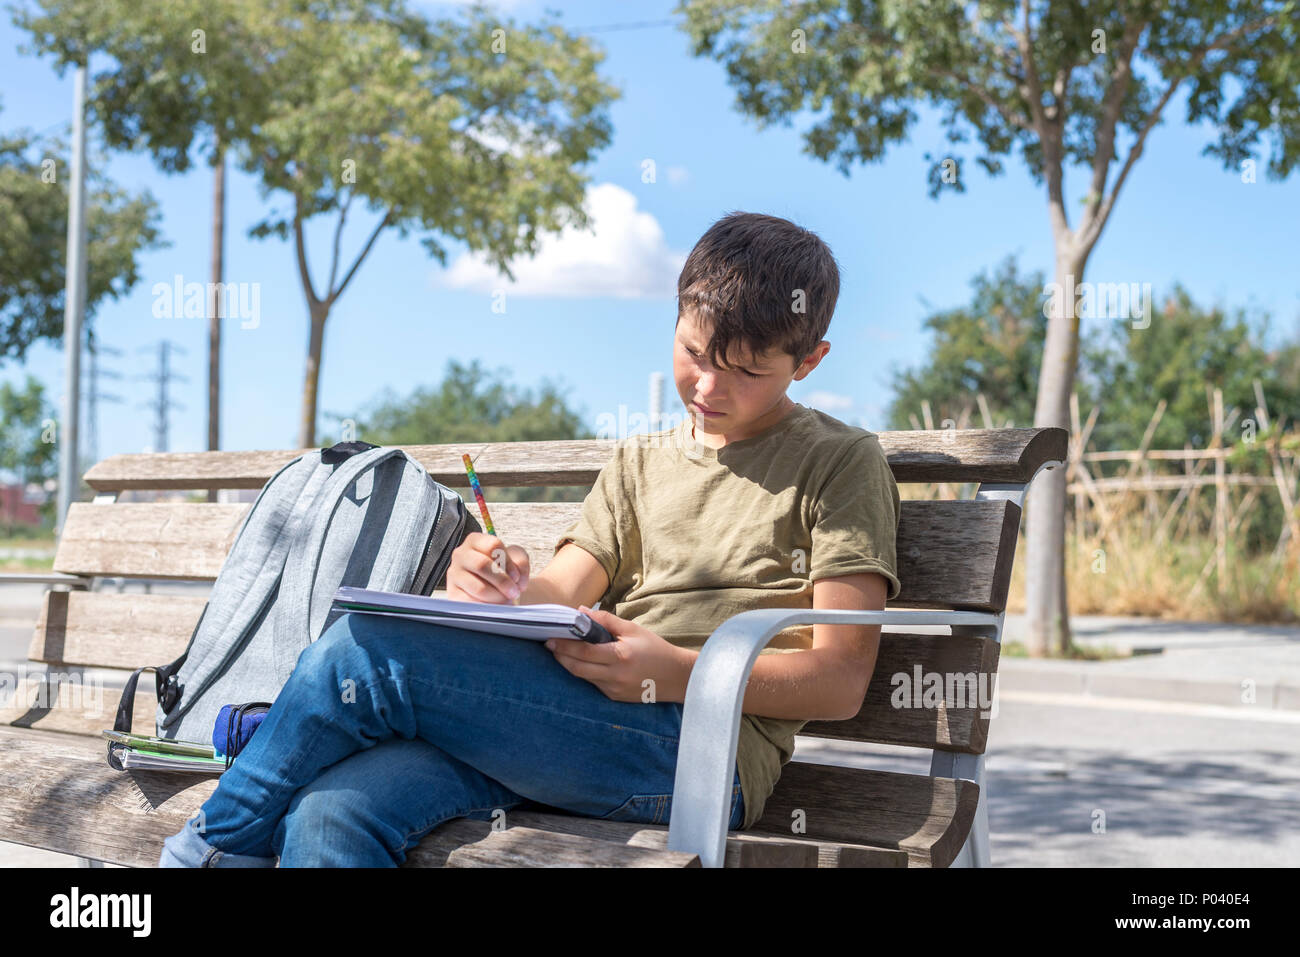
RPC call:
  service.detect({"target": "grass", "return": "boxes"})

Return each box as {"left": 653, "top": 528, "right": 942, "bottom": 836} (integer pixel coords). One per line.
{"left": 0, "top": 527, "right": 57, "bottom": 572}
{"left": 1005, "top": 525, "right": 1300, "bottom": 625}
{"left": 1001, "top": 639, "right": 1128, "bottom": 660}
{"left": 0, "top": 530, "right": 56, "bottom": 549}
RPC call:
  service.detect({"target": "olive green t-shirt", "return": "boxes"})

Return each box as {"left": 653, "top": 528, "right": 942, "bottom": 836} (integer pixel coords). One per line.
{"left": 553, "top": 401, "right": 902, "bottom": 830}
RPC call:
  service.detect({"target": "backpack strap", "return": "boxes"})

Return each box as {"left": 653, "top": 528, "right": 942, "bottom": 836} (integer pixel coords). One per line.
{"left": 321, "top": 440, "right": 379, "bottom": 465}
{"left": 154, "top": 450, "right": 334, "bottom": 732}
{"left": 270, "top": 446, "right": 422, "bottom": 683}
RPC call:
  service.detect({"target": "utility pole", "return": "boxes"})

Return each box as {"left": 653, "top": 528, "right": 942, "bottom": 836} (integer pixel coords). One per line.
{"left": 649, "top": 371, "right": 664, "bottom": 433}
{"left": 56, "top": 63, "right": 89, "bottom": 541}
{"left": 82, "top": 335, "right": 123, "bottom": 471}
{"left": 136, "top": 340, "right": 188, "bottom": 455}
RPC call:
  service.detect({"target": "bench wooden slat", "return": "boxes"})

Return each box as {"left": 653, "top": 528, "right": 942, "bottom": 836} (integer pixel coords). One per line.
{"left": 26, "top": 592, "right": 209, "bottom": 668}
{"left": 52, "top": 502, "right": 250, "bottom": 580}
{"left": 0, "top": 727, "right": 909, "bottom": 867}
{"left": 0, "top": 675, "right": 153, "bottom": 735}
{"left": 22, "top": 587, "right": 997, "bottom": 753}
{"left": 80, "top": 428, "right": 1067, "bottom": 491}
{"left": 50, "top": 499, "right": 1020, "bottom": 611}
{"left": 800, "top": 632, "right": 999, "bottom": 754}
{"left": 750, "top": 759, "right": 980, "bottom": 867}
{"left": 407, "top": 812, "right": 906, "bottom": 867}
{"left": 443, "top": 827, "right": 702, "bottom": 867}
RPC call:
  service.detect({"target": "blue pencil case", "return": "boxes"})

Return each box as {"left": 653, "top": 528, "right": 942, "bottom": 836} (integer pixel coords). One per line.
{"left": 213, "top": 702, "right": 273, "bottom": 769}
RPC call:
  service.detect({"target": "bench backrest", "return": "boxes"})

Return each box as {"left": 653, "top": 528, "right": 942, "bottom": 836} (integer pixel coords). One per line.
{"left": 20, "top": 427, "right": 1066, "bottom": 758}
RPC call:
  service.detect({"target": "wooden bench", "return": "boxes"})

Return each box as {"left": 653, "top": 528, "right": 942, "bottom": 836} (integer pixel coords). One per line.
{"left": 0, "top": 426, "right": 1066, "bottom": 867}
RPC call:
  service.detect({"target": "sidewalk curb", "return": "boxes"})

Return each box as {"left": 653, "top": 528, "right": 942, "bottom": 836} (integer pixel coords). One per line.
{"left": 997, "top": 659, "right": 1300, "bottom": 711}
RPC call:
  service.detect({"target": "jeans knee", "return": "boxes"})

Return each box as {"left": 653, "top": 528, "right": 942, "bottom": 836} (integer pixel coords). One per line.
{"left": 277, "top": 788, "right": 386, "bottom": 860}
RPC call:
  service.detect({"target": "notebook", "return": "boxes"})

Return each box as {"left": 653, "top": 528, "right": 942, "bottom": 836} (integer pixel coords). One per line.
{"left": 117, "top": 747, "right": 227, "bottom": 774}
{"left": 101, "top": 731, "right": 227, "bottom": 774}
{"left": 332, "top": 586, "right": 616, "bottom": 643}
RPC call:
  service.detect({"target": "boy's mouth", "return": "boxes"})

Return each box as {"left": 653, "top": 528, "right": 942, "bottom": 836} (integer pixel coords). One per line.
{"left": 693, "top": 402, "right": 724, "bottom": 417}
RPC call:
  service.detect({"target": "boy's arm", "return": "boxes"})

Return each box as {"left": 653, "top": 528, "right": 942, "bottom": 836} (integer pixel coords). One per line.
{"left": 518, "top": 542, "right": 610, "bottom": 610}
{"left": 671, "top": 571, "right": 889, "bottom": 721}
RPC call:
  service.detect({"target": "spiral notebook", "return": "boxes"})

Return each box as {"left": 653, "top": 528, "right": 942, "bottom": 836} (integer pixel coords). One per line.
{"left": 332, "top": 586, "right": 616, "bottom": 643}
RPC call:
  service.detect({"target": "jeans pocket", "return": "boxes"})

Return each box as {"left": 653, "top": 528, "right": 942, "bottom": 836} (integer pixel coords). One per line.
{"left": 600, "top": 793, "right": 671, "bottom": 825}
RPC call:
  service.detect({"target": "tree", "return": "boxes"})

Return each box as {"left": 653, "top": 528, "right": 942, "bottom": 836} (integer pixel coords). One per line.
{"left": 17, "top": 0, "right": 621, "bottom": 451}
{"left": 0, "top": 105, "right": 163, "bottom": 363}
{"left": 322, "top": 358, "right": 594, "bottom": 502}
{"left": 18, "top": 0, "right": 284, "bottom": 464}
{"left": 890, "top": 264, "right": 1300, "bottom": 551}
{"left": 246, "top": 1, "right": 620, "bottom": 448}
{"left": 0, "top": 375, "right": 60, "bottom": 529}
{"left": 677, "top": 0, "right": 1300, "bottom": 654}
{"left": 1081, "top": 286, "right": 1300, "bottom": 451}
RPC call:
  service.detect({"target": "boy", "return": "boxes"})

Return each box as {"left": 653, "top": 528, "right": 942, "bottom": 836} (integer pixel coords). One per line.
{"left": 159, "top": 210, "right": 900, "bottom": 866}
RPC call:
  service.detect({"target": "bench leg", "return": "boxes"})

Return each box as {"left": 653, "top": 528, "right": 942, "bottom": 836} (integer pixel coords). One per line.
{"left": 929, "top": 750, "right": 990, "bottom": 868}
{"left": 77, "top": 857, "right": 104, "bottom": 868}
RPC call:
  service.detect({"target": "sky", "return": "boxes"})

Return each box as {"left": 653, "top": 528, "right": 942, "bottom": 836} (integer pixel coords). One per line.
{"left": 1, "top": 0, "right": 1298, "bottom": 471}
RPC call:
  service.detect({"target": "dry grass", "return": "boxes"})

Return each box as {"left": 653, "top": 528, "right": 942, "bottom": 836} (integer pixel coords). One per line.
{"left": 1005, "top": 526, "right": 1300, "bottom": 624}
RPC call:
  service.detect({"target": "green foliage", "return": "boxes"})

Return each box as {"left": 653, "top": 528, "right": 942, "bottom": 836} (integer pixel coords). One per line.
{"left": 18, "top": 0, "right": 622, "bottom": 444}
{"left": 675, "top": 0, "right": 1300, "bottom": 195}
{"left": 0, "top": 107, "right": 164, "bottom": 364}
{"left": 0, "top": 374, "right": 59, "bottom": 527}
{"left": 18, "top": 0, "right": 621, "bottom": 279}
{"left": 320, "top": 359, "right": 594, "bottom": 502}
{"left": 889, "top": 260, "right": 1300, "bottom": 449}
{"left": 15, "top": 0, "right": 275, "bottom": 169}
{"left": 1080, "top": 286, "right": 1300, "bottom": 450}
{"left": 888, "top": 264, "right": 1300, "bottom": 552}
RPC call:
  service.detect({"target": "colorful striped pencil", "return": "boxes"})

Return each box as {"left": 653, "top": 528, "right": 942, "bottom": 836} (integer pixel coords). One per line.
{"left": 462, "top": 453, "right": 495, "bottom": 536}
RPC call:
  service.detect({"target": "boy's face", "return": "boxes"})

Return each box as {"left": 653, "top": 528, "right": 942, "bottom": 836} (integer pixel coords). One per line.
{"left": 673, "top": 309, "right": 828, "bottom": 447}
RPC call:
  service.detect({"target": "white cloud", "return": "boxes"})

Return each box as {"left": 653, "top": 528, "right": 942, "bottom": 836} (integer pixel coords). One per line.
{"left": 801, "top": 390, "right": 856, "bottom": 414}
{"left": 439, "top": 182, "right": 687, "bottom": 299}
{"left": 412, "top": 0, "right": 534, "bottom": 11}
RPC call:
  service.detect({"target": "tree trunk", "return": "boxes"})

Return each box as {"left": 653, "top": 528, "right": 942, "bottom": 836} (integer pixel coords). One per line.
{"left": 206, "top": 147, "right": 225, "bottom": 503}
{"left": 1023, "top": 248, "right": 1089, "bottom": 656}
{"left": 298, "top": 302, "right": 329, "bottom": 449}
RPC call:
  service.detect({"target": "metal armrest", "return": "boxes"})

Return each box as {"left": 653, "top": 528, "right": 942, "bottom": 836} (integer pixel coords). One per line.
{"left": 0, "top": 571, "right": 91, "bottom": 588}
{"left": 666, "top": 607, "right": 1001, "bottom": 868}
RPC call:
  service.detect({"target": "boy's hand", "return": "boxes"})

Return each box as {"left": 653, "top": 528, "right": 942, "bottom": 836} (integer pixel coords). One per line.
{"left": 545, "top": 606, "right": 695, "bottom": 704}
{"left": 445, "top": 532, "right": 530, "bottom": 604}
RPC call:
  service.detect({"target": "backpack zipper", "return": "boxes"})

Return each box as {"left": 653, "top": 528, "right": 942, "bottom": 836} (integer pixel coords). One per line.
{"left": 412, "top": 491, "right": 452, "bottom": 595}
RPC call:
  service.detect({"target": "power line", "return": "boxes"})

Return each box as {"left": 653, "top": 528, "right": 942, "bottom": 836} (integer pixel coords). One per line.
{"left": 573, "top": 17, "right": 678, "bottom": 32}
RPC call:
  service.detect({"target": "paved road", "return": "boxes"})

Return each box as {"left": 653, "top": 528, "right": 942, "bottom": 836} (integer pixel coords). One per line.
{"left": 797, "top": 692, "right": 1300, "bottom": 867}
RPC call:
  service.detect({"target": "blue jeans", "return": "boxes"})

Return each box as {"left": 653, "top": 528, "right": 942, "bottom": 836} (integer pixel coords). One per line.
{"left": 159, "top": 611, "right": 744, "bottom": 867}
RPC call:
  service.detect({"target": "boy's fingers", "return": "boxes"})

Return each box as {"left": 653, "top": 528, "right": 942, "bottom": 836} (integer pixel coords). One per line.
{"left": 548, "top": 637, "right": 615, "bottom": 662}
{"left": 506, "top": 545, "right": 531, "bottom": 587}
{"left": 462, "top": 550, "right": 521, "bottom": 600}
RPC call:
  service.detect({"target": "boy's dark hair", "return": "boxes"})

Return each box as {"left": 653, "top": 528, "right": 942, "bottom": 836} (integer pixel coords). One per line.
{"left": 676, "top": 211, "right": 840, "bottom": 371}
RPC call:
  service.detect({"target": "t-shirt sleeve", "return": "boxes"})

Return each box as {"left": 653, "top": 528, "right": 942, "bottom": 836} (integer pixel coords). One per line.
{"left": 808, "top": 434, "right": 902, "bottom": 600}
{"left": 554, "top": 447, "right": 623, "bottom": 586}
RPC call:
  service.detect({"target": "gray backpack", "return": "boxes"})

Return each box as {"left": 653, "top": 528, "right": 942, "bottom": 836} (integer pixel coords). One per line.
{"left": 108, "top": 440, "right": 480, "bottom": 757}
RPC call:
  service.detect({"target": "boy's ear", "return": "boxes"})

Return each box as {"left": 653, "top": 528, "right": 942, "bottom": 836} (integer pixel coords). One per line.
{"left": 793, "top": 341, "right": 831, "bottom": 378}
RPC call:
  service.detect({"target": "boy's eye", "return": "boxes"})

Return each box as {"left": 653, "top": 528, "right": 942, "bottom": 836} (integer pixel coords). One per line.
{"left": 686, "top": 347, "right": 761, "bottom": 378}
